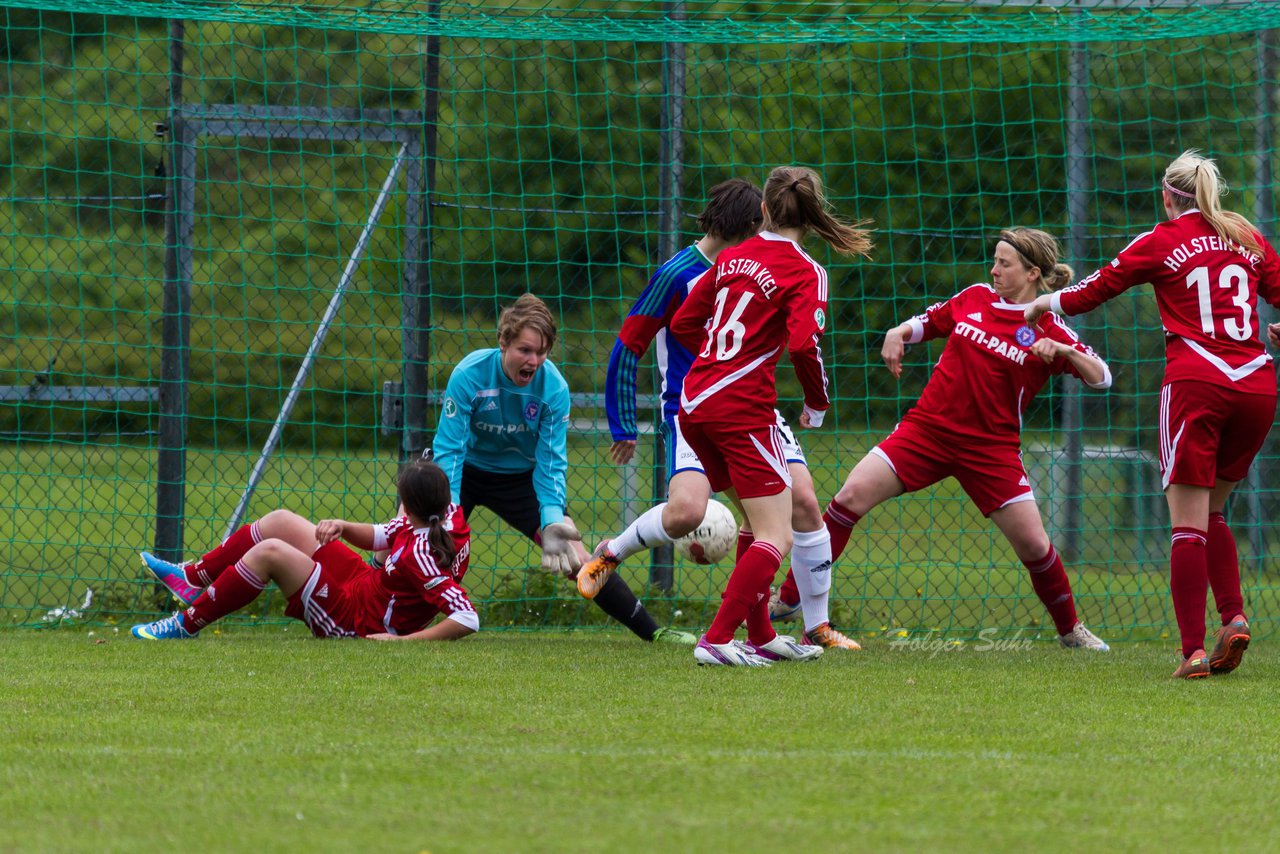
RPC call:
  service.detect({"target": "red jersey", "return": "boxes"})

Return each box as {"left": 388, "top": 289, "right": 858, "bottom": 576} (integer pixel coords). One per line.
{"left": 346, "top": 505, "right": 474, "bottom": 636}
{"left": 1056, "top": 210, "right": 1280, "bottom": 395}
{"left": 670, "top": 231, "right": 830, "bottom": 424}
{"left": 903, "top": 284, "right": 1108, "bottom": 446}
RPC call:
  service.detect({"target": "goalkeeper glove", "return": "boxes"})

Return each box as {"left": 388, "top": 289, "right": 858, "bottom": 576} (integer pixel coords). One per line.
{"left": 540, "top": 521, "right": 584, "bottom": 576}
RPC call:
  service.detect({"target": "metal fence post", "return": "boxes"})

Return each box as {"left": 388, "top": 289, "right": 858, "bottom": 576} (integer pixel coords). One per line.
{"left": 156, "top": 19, "right": 191, "bottom": 563}
{"left": 1060, "top": 36, "right": 1091, "bottom": 563}
{"left": 650, "top": 0, "right": 686, "bottom": 591}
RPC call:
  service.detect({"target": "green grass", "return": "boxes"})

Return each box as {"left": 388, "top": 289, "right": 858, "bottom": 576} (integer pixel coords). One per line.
{"left": 2, "top": 629, "right": 1278, "bottom": 853}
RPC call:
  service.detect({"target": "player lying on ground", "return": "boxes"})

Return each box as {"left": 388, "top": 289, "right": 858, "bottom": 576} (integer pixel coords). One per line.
{"left": 579, "top": 177, "right": 859, "bottom": 651}
{"left": 666, "top": 165, "right": 874, "bottom": 667}
{"left": 1026, "top": 150, "right": 1280, "bottom": 679}
{"left": 430, "top": 292, "right": 694, "bottom": 644}
{"left": 822, "top": 228, "right": 1110, "bottom": 652}
{"left": 132, "top": 460, "right": 477, "bottom": 641}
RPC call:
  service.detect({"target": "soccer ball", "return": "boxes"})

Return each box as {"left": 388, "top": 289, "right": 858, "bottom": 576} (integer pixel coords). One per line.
{"left": 674, "top": 499, "right": 738, "bottom": 565}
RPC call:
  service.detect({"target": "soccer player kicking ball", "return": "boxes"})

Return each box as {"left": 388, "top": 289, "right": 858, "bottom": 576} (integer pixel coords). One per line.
{"left": 665, "top": 165, "right": 873, "bottom": 667}
{"left": 430, "top": 293, "right": 693, "bottom": 645}
{"left": 132, "top": 460, "right": 478, "bottom": 641}
{"left": 820, "top": 227, "right": 1112, "bottom": 654}
{"left": 578, "top": 178, "right": 859, "bottom": 652}
{"left": 1026, "top": 150, "right": 1280, "bottom": 679}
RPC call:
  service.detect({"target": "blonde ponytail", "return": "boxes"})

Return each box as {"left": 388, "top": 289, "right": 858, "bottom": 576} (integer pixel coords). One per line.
{"left": 1163, "top": 149, "right": 1262, "bottom": 257}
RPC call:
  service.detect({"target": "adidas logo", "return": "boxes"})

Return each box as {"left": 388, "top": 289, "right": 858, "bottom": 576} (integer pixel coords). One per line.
{"left": 316, "top": 584, "right": 329, "bottom": 599}
{"left": 207, "top": 586, "right": 216, "bottom": 601}
{"left": 479, "top": 399, "right": 498, "bottom": 412}
{"left": 1018, "top": 475, "right": 1030, "bottom": 486}
{"left": 967, "top": 311, "right": 983, "bottom": 322}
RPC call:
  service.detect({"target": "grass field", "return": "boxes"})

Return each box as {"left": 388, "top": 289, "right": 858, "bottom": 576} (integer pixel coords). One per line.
{"left": 2, "top": 628, "right": 1278, "bottom": 853}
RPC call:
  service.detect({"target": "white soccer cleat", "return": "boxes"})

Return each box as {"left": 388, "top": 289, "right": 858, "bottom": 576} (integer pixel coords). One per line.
{"left": 694, "top": 636, "right": 774, "bottom": 667}
{"left": 746, "top": 634, "right": 824, "bottom": 662}
{"left": 1058, "top": 622, "right": 1110, "bottom": 651}
{"left": 767, "top": 587, "right": 802, "bottom": 622}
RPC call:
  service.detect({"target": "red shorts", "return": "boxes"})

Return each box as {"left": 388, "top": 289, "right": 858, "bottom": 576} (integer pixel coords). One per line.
{"left": 284, "top": 541, "right": 371, "bottom": 638}
{"left": 873, "top": 419, "right": 1033, "bottom": 517}
{"left": 678, "top": 416, "right": 793, "bottom": 498}
{"left": 1159, "top": 381, "right": 1276, "bottom": 488}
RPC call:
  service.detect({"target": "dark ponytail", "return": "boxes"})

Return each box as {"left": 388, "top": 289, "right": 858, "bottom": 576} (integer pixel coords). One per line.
{"left": 397, "top": 460, "right": 457, "bottom": 566}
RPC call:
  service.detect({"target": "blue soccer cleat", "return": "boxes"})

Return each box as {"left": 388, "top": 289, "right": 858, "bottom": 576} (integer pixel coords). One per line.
{"left": 140, "top": 551, "right": 203, "bottom": 606}
{"left": 131, "top": 612, "right": 198, "bottom": 640}
{"left": 767, "top": 587, "right": 801, "bottom": 623}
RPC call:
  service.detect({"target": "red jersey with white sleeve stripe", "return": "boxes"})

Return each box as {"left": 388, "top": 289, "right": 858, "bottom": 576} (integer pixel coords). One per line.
{"left": 903, "top": 284, "right": 1109, "bottom": 446}
{"left": 1054, "top": 210, "right": 1280, "bottom": 395}
{"left": 670, "top": 231, "right": 831, "bottom": 425}
{"left": 344, "top": 504, "right": 474, "bottom": 636}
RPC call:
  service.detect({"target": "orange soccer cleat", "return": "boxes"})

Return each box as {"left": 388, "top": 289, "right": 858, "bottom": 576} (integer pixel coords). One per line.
{"left": 803, "top": 622, "right": 862, "bottom": 651}
{"left": 1208, "top": 616, "right": 1250, "bottom": 675}
{"left": 576, "top": 542, "right": 620, "bottom": 599}
{"left": 1171, "top": 649, "right": 1211, "bottom": 680}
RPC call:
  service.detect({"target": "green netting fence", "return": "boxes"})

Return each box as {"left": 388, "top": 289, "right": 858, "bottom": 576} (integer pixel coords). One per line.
{"left": 3, "top": 0, "right": 1279, "bottom": 640}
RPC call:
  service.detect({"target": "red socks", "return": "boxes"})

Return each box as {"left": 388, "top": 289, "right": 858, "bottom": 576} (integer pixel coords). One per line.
{"left": 186, "top": 522, "right": 261, "bottom": 588}
{"left": 1022, "top": 545, "right": 1078, "bottom": 636}
{"left": 1170, "top": 527, "right": 1209, "bottom": 658}
{"left": 180, "top": 560, "right": 269, "bottom": 632}
{"left": 777, "top": 498, "right": 862, "bottom": 608}
{"left": 824, "top": 498, "right": 862, "bottom": 561}
{"left": 735, "top": 529, "right": 754, "bottom": 563}
{"left": 1206, "top": 512, "right": 1244, "bottom": 626}
{"left": 706, "top": 541, "right": 783, "bottom": 645}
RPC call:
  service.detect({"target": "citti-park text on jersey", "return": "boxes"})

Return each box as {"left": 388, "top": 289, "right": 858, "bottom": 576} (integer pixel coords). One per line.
{"left": 953, "top": 321, "right": 1027, "bottom": 365}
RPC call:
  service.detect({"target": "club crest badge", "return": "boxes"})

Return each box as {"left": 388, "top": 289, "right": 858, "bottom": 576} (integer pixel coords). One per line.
{"left": 1015, "top": 325, "right": 1037, "bottom": 347}
{"left": 524, "top": 402, "right": 539, "bottom": 422}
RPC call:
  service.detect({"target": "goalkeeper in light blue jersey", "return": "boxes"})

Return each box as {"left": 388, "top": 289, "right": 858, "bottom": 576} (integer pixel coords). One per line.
{"left": 428, "top": 294, "right": 694, "bottom": 645}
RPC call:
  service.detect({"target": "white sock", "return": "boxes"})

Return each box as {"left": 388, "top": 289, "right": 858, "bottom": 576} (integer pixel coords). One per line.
{"left": 791, "top": 527, "right": 833, "bottom": 633}
{"left": 609, "top": 503, "right": 675, "bottom": 561}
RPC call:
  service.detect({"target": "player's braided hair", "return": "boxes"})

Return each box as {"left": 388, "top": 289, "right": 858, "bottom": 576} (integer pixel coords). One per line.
{"left": 498, "top": 293, "right": 557, "bottom": 352}
{"left": 397, "top": 459, "right": 457, "bottom": 567}
{"left": 997, "top": 227, "right": 1073, "bottom": 293}
{"left": 696, "top": 178, "right": 763, "bottom": 244}
{"left": 1163, "top": 149, "right": 1262, "bottom": 258}
{"left": 762, "top": 166, "right": 874, "bottom": 258}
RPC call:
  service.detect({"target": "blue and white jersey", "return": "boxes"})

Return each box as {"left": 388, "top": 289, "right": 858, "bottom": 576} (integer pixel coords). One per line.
{"left": 430, "top": 348, "right": 571, "bottom": 529}
{"left": 605, "top": 245, "right": 711, "bottom": 441}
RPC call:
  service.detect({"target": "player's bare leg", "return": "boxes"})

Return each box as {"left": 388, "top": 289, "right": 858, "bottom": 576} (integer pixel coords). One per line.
{"left": 141, "top": 508, "right": 325, "bottom": 606}
{"left": 251, "top": 509, "right": 324, "bottom": 555}
{"left": 989, "top": 500, "right": 1106, "bottom": 651}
